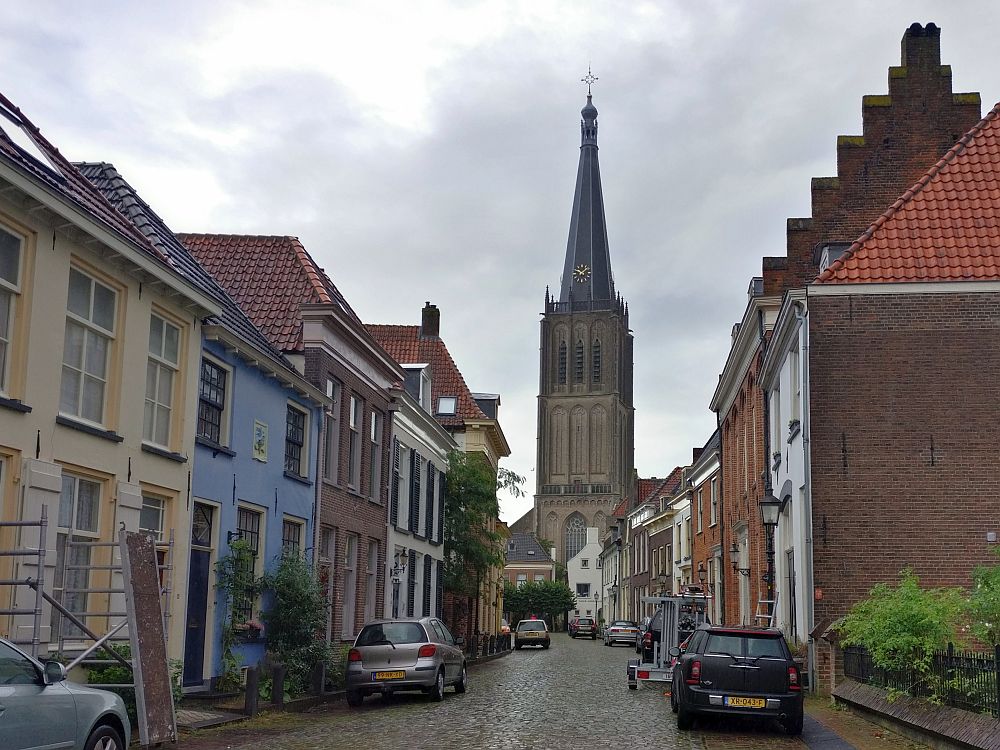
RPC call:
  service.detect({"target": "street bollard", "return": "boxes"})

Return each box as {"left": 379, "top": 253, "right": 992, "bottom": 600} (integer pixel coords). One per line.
{"left": 272, "top": 664, "right": 286, "bottom": 708}
{"left": 245, "top": 666, "right": 259, "bottom": 717}
{"left": 311, "top": 661, "right": 326, "bottom": 695}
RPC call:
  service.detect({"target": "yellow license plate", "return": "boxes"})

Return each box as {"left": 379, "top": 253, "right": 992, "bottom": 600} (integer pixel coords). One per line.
{"left": 373, "top": 670, "right": 405, "bottom": 680}
{"left": 726, "top": 696, "right": 765, "bottom": 708}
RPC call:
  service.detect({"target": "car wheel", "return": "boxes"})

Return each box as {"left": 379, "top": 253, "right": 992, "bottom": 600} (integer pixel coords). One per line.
{"left": 85, "top": 725, "right": 125, "bottom": 750}
{"left": 677, "top": 702, "right": 694, "bottom": 730}
{"left": 542, "top": 642, "right": 550, "bottom": 649}
{"left": 515, "top": 642, "right": 522, "bottom": 650}
{"left": 783, "top": 712, "right": 804, "bottom": 736}
{"left": 591, "top": 634, "right": 596, "bottom": 640}
{"left": 429, "top": 669, "right": 445, "bottom": 702}
{"left": 454, "top": 663, "right": 468, "bottom": 694}
{"left": 346, "top": 689, "right": 363, "bottom": 707}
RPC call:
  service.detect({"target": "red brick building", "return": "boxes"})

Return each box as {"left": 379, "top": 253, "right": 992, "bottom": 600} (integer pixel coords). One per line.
{"left": 181, "top": 234, "right": 401, "bottom": 642}
{"left": 711, "top": 23, "right": 983, "bottom": 629}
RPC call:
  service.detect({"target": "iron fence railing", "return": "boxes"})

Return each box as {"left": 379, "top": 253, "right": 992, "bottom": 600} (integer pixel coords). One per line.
{"left": 843, "top": 644, "right": 999, "bottom": 717}
{"left": 465, "top": 632, "right": 511, "bottom": 659}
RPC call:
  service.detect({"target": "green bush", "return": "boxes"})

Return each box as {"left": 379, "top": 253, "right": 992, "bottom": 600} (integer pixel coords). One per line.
{"left": 839, "top": 569, "right": 966, "bottom": 672}
{"left": 968, "top": 549, "right": 1000, "bottom": 647}
{"left": 85, "top": 643, "right": 137, "bottom": 725}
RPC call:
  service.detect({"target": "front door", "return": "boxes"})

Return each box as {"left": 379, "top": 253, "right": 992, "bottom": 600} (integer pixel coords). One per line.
{"left": 183, "top": 503, "right": 214, "bottom": 687}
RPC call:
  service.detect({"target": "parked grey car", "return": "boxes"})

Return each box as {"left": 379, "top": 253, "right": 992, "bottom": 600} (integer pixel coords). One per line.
{"left": 0, "top": 637, "right": 131, "bottom": 750}
{"left": 345, "top": 617, "right": 467, "bottom": 706}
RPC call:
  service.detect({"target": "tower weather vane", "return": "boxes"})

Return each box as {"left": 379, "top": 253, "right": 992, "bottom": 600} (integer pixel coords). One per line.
{"left": 581, "top": 67, "right": 598, "bottom": 95}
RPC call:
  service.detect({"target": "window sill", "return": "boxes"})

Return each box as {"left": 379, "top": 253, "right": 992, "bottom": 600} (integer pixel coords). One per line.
{"left": 0, "top": 396, "right": 31, "bottom": 413}
{"left": 367, "top": 497, "right": 383, "bottom": 506}
{"left": 142, "top": 443, "right": 188, "bottom": 463}
{"left": 56, "top": 415, "right": 123, "bottom": 443}
{"left": 196, "top": 436, "right": 236, "bottom": 457}
{"left": 283, "top": 470, "right": 312, "bottom": 486}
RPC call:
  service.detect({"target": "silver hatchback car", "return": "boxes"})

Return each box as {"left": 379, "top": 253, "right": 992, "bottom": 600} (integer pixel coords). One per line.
{"left": 346, "top": 617, "right": 467, "bottom": 706}
{"left": 0, "top": 637, "right": 131, "bottom": 750}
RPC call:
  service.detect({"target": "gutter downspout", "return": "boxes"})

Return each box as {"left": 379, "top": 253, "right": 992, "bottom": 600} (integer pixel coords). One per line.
{"left": 314, "top": 403, "right": 330, "bottom": 647}
{"left": 794, "top": 299, "right": 817, "bottom": 692}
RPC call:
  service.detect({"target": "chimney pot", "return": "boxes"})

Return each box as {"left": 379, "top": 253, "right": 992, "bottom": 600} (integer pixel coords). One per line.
{"left": 901, "top": 22, "right": 941, "bottom": 70}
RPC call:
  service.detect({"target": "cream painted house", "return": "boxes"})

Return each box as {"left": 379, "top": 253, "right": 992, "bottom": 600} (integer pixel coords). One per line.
{"left": 0, "top": 94, "right": 219, "bottom": 660}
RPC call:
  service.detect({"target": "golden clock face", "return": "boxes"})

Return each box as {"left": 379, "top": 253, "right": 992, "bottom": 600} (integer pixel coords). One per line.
{"left": 573, "top": 264, "right": 591, "bottom": 282}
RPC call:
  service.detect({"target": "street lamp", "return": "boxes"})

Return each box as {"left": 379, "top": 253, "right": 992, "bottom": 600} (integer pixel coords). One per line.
{"left": 729, "top": 542, "right": 750, "bottom": 577}
{"left": 593, "top": 591, "right": 599, "bottom": 619}
{"left": 758, "top": 493, "right": 783, "bottom": 617}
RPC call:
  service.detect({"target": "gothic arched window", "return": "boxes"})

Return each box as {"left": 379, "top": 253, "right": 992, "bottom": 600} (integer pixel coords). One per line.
{"left": 565, "top": 514, "right": 586, "bottom": 563}
{"left": 557, "top": 341, "right": 567, "bottom": 385}
{"left": 592, "top": 339, "right": 602, "bottom": 383}
{"left": 574, "top": 340, "right": 584, "bottom": 383}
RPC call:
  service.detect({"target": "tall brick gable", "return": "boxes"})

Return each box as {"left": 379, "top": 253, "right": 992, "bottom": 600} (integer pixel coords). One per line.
{"left": 771, "top": 23, "right": 981, "bottom": 292}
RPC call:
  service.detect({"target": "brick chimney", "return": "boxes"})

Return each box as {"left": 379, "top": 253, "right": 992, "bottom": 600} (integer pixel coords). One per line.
{"left": 901, "top": 22, "right": 940, "bottom": 70}
{"left": 420, "top": 301, "right": 440, "bottom": 338}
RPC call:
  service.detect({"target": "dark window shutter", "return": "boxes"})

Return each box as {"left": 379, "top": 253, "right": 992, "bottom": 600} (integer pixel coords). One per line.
{"left": 435, "top": 560, "right": 444, "bottom": 618}
{"left": 410, "top": 450, "right": 421, "bottom": 534}
{"left": 437, "top": 470, "right": 446, "bottom": 543}
{"left": 425, "top": 464, "right": 435, "bottom": 539}
{"left": 406, "top": 549, "right": 417, "bottom": 617}
{"left": 390, "top": 438, "right": 400, "bottom": 527}
{"left": 422, "top": 555, "right": 432, "bottom": 616}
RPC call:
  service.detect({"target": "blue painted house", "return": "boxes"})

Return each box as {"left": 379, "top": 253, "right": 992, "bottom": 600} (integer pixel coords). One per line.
{"left": 79, "top": 163, "right": 326, "bottom": 690}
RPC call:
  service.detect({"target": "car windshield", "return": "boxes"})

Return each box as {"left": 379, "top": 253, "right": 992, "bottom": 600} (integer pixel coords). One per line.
{"left": 611, "top": 620, "right": 636, "bottom": 627}
{"left": 578, "top": 618, "right": 593, "bottom": 625}
{"left": 356, "top": 622, "right": 426, "bottom": 646}
{"left": 517, "top": 620, "right": 546, "bottom": 631}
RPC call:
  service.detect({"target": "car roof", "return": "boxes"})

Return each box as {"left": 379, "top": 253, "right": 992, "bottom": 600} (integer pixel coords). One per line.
{"left": 697, "top": 624, "right": 784, "bottom": 637}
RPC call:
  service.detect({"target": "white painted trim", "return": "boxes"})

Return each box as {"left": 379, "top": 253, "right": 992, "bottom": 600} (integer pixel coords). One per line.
{"left": 809, "top": 280, "right": 1000, "bottom": 296}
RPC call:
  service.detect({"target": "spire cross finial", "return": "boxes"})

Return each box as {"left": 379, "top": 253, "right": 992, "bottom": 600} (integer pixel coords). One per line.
{"left": 581, "top": 66, "right": 598, "bottom": 95}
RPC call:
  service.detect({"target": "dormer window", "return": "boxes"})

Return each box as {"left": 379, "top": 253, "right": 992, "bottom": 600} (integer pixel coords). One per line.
{"left": 0, "top": 104, "right": 62, "bottom": 176}
{"left": 437, "top": 396, "right": 457, "bottom": 416}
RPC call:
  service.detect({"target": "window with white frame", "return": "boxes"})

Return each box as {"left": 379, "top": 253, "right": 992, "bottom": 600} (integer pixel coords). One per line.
{"left": 697, "top": 489, "right": 704, "bottom": 533}
{"left": 772, "top": 386, "right": 782, "bottom": 454}
{"left": 581, "top": 558, "right": 589, "bottom": 568}
{"left": 576, "top": 582, "right": 590, "bottom": 597}
{"left": 348, "top": 395, "right": 362, "bottom": 488}
{"left": 139, "top": 495, "right": 165, "bottom": 542}
{"left": 0, "top": 226, "right": 22, "bottom": 395}
{"left": 54, "top": 473, "right": 101, "bottom": 638}
{"left": 791, "top": 346, "right": 801, "bottom": 423}
{"left": 341, "top": 534, "right": 358, "bottom": 638}
{"left": 235, "top": 506, "right": 263, "bottom": 622}
{"left": 516, "top": 573, "right": 527, "bottom": 588}
{"left": 284, "top": 404, "right": 307, "bottom": 476}
{"left": 197, "top": 358, "right": 228, "bottom": 446}
{"left": 710, "top": 478, "right": 718, "bottom": 526}
{"left": 534, "top": 574, "right": 545, "bottom": 582}
{"left": 323, "top": 379, "right": 341, "bottom": 482}
{"left": 282, "top": 518, "right": 303, "bottom": 558}
{"left": 364, "top": 540, "right": 378, "bottom": 621}
{"left": 368, "top": 409, "right": 381, "bottom": 501}
{"left": 145, "top": 314, "right": 180, "bottom": 446}
{"left": 61, "top": 268, "right": 116, "bottom": 424}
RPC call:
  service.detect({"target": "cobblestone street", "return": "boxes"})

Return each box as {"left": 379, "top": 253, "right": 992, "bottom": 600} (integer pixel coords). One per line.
{"left": 179, "top": 634, "right": 928, "bottom": 750}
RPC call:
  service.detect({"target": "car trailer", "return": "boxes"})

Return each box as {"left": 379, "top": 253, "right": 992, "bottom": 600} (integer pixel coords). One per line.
{"left": 627, "top": 590, "right": 712, "bottom": 690}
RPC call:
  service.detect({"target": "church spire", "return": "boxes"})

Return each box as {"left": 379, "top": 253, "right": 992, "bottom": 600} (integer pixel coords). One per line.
{"left": 560, "top": 82, "right": 615, "bottom": 303}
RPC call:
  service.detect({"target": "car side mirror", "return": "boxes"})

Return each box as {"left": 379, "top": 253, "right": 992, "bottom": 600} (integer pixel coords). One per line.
{"left": 668, "top": 646, "right": 681, "bottom": 658}
{"left": 44, "top": 661, "right": 67, "bottom": 684}
{"left": 455, "top": 636, "right": 465, "bottom": 646}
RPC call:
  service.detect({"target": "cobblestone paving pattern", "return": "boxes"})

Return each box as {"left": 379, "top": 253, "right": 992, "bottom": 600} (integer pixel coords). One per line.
{"left": 179, "top": 634, "right": 924, "bottom": 750}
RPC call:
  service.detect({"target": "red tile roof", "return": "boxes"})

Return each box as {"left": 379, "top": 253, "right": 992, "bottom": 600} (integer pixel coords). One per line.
{"left": 366, "top": 324, "right": 487, "bottom": 427}
{"left": 177, "top": 234, "right": 361, "bottom": 352}
{"left": 637, "top": 478, "right": 661, "bottom": 504}
{"left": 818, "top": 103, "right": 1000, "bottom": 284}
{"left": 611, "top": 499, "right": 628, "bottom": 519}
{"left": 637, "top": 466, "right": 684, "bottom": 506}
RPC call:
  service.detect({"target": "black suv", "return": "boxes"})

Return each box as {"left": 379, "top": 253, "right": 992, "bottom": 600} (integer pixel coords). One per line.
{"left": 670, "top": 626, "right": 803, "bottom": 735}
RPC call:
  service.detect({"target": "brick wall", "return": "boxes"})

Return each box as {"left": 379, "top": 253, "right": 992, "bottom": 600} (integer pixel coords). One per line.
{"left": 809, "top": 291, "right": 1000, "bottom": 632}
{"left": 304, "top": 346, "right": 391, "bottom": 642}
{"left": 784, "top": 24, "right": 981, "bottom": 290}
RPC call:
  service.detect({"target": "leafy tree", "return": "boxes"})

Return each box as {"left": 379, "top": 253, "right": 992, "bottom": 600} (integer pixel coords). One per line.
{"left": 504, "top": 580, "right": 577, "bottom": 625}
{"left": 838, "top": 568, "right": 966, "bottom": 674}
{"left": 968, "top": 548, "right": 1000, "bottom": 647}
{"left": 443, "top": 450, "right": 524, "bottom": 596}
{"left": 259, "top": 553, "right": 332, "bottom": 696}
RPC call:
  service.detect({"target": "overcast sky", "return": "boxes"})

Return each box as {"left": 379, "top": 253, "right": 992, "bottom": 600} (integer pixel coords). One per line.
{"left": 4, "top": 1, "right": 999, "bottom": 524}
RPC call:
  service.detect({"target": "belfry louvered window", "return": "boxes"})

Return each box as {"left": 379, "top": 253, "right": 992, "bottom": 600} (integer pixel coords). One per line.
{"left": 574, "top": 340, "right": 584, "bottom": 383}
{"left": 557, "top": 341, "right": 567, "bottom": 385}
{"left": 592, "top": 339, "right": 602, "bottom": 383}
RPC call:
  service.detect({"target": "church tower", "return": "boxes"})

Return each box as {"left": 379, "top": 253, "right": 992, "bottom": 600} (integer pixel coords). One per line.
{"left": 534, "top": 90, "right": 635, "bottom": 564}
